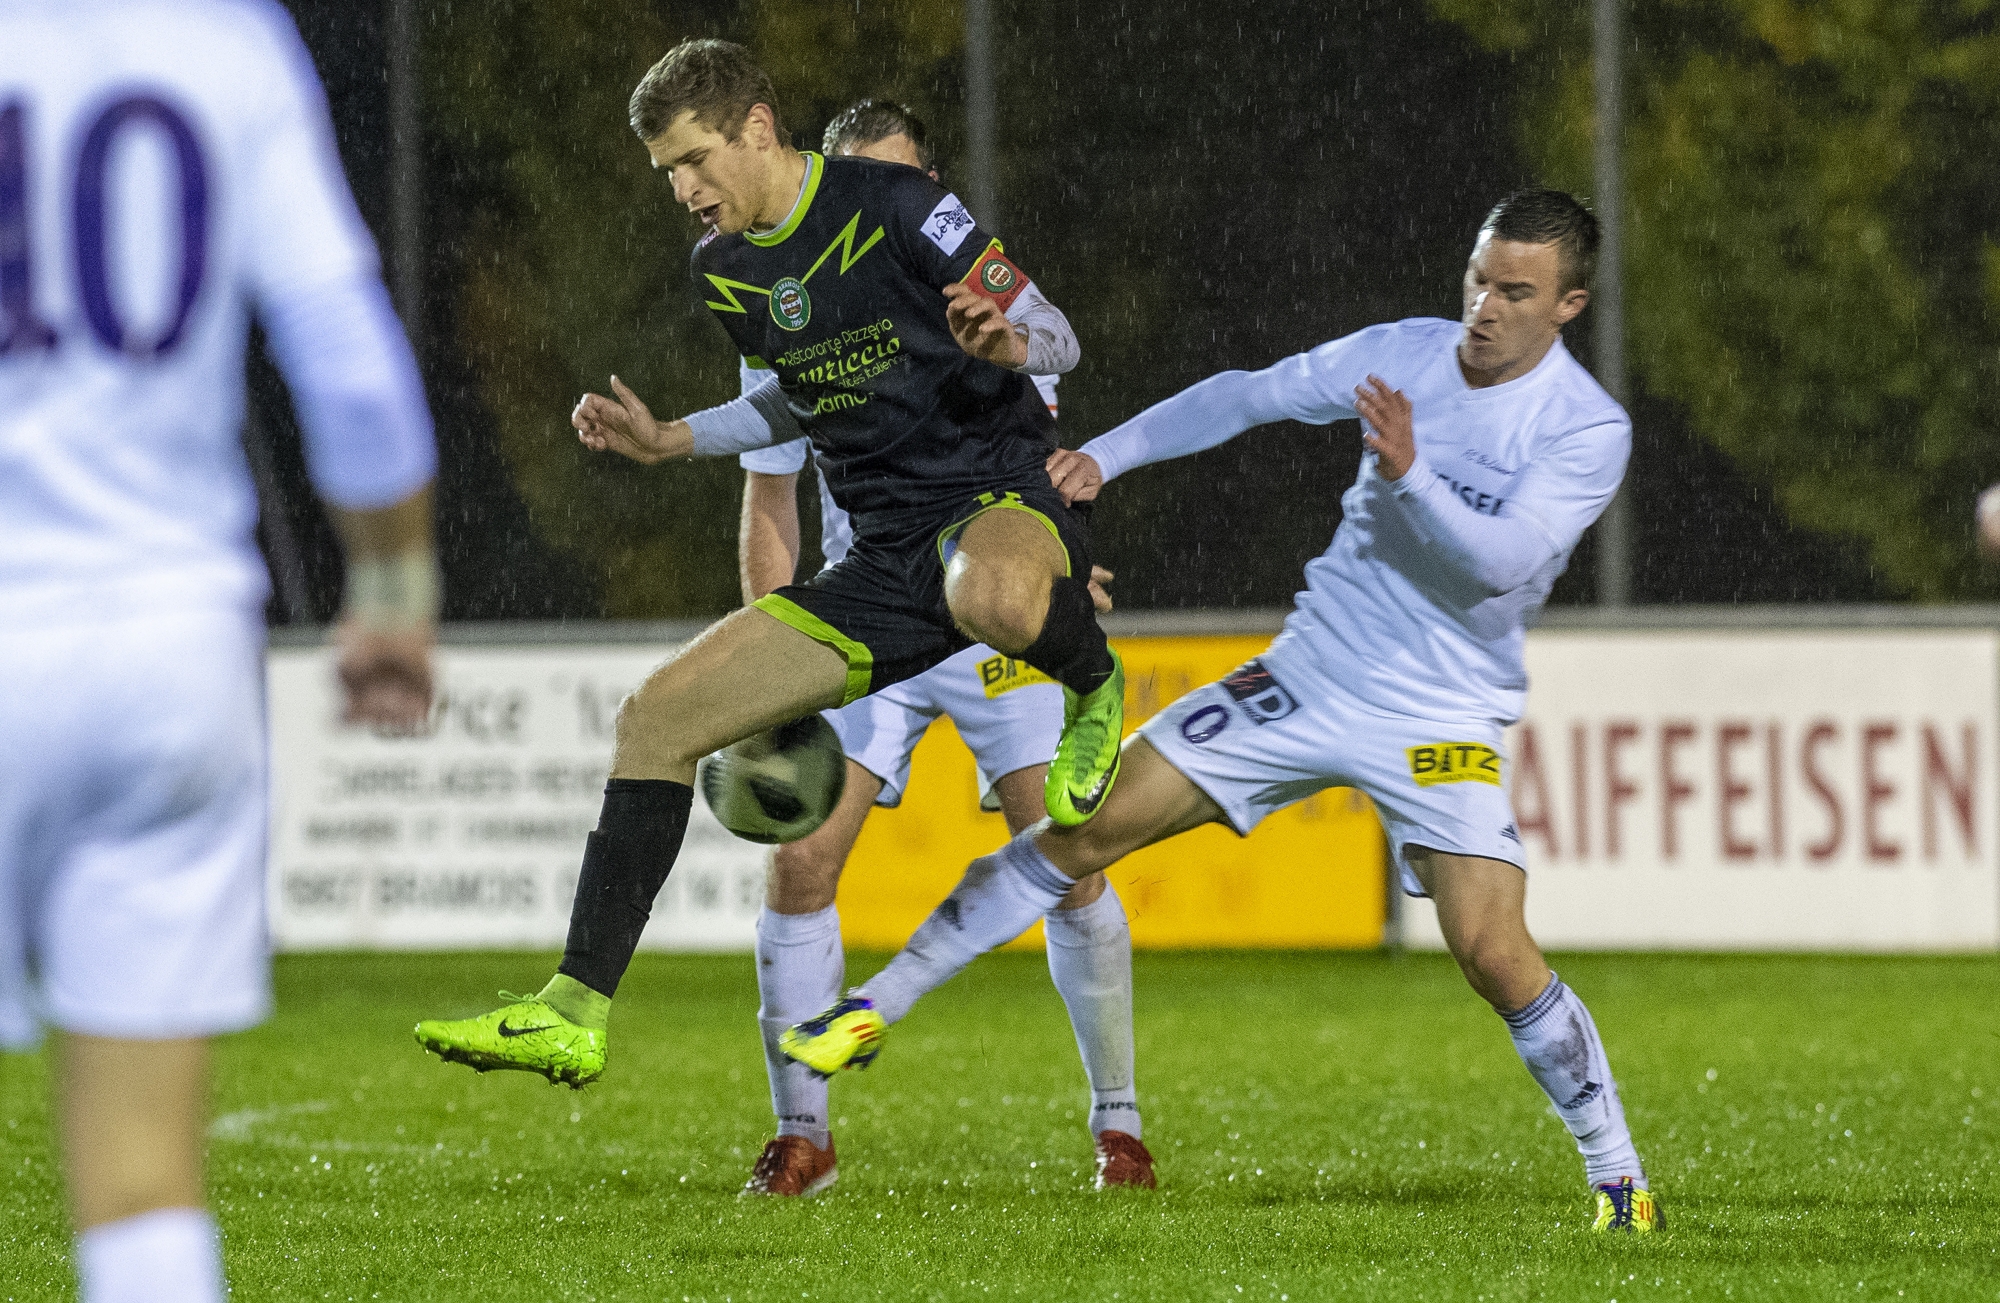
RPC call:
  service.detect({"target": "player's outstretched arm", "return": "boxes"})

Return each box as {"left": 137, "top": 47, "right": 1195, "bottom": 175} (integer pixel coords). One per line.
{"left": 1070, "top": 345, "right": 1356, "bottom": 490}
{"left": 576, "top": 373, "right": 806, "bottom": 464}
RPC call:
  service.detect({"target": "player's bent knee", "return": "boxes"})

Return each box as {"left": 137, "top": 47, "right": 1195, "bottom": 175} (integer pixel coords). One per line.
{"left": 947, "top": 577, "right": 1043, "bottom": 654}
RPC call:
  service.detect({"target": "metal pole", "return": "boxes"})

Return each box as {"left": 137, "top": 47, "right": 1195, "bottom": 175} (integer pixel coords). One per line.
{"left": 1592, "top": 0, "right": 1632, "bottom": 607}
{"left": 386, "top": 0, "right": 423, "bottom": 347}
{"left": 965, "top": 0, "right": 997, "bottom": 230}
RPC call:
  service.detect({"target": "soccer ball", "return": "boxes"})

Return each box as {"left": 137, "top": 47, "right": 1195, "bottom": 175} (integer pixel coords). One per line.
{"left": 698, "top": 715, "right": 848, "bottom": 844}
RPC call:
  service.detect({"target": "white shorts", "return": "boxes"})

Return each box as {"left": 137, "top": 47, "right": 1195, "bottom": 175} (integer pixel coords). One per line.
{"left": 1136, "top": 652, "right": 1525, "bottom": 897}
{"left": 0, "top": 606, "right": 272, "bottom": 1047}
{"left": 825, "top": 644, "right": 1063, "bottom": 808}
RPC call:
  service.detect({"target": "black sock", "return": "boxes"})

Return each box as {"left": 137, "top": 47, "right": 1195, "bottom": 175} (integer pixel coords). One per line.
{"left": 557, "top": 779, "right": 693, "bottom": 998}
{"left": 1018, "top": 575, "right": 1115, "bottom": 697}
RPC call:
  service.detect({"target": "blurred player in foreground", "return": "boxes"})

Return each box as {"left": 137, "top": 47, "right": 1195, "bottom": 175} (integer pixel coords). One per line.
{"left": 416, "top": 41, "right": 1121, "bottom": 1099}
{"left": 0, "top": 3, "right": 438, "bottom": 1298}
{"left": 786, "top": 190, "right": 1663, "bottom": 1233}
{"left": 733, "top": 98, "right": 1150, "bottom": 1197}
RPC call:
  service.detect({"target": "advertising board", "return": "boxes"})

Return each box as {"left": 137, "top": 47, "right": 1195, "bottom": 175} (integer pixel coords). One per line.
{"left": 1400, "top": 628, "right": 2000, "bottom": 951}
{"left": 265, "top": 632, "right": 1386, "bottom": 953}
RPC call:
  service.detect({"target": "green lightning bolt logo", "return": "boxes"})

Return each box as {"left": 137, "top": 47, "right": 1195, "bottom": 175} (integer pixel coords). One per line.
{"left": 702, "top": 211, "right": 886, "bottom": 315}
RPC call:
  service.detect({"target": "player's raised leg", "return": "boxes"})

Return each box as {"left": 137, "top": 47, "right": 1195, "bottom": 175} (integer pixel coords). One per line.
{"left": 415, "top": 608, "right": 847, "bottom": 1086}
{"left": 945, "top": 505, "right": 1124, "bottom": 826}
{"left": 1406, "top": 849, "right": 1659, "bottom": 1233}
{"left": 990, "top": 767, "right": 1153, "bottom": 1188}
{"left": 787, "top": 737, "right": 1214, "bottom": 1073}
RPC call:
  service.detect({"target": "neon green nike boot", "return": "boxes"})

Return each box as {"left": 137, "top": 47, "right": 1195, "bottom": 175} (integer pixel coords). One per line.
{"left": 1045, "top": 648, "right": 1124, "bottom": 826}
{"left": 414, "top": 995, "right": 606, "bottom": 1089}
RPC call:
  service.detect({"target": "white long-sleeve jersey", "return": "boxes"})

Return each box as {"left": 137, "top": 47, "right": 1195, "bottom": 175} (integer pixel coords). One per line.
{"left": 0, "top": 0, "right": 435, "bottom": 627}
{"left": 1079, "top": 317, "right": 1629, "bottom": 727}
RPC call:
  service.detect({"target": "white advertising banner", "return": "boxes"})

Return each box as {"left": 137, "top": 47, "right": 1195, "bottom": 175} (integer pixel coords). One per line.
{"left": 1400, "top": 629, "right": 2000, "bottom": 951}
{"left": 267, "top": 643, "right": 767, "bottom": 952}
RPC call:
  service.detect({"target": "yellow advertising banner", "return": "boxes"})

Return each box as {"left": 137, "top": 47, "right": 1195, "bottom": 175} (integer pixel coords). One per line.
{"left": 836, "top": 635, "right": 1387, "bottom": 950}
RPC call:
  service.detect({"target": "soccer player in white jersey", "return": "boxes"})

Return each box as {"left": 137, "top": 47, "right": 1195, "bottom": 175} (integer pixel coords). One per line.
{"left": 784, "top": 189, "right": 1664, "bottom": 1233}
{"left": 0, "top": 2, "right": 439, "bottom": 1298}
{"left": 733, "top": 98, "right": 1150, "bottom": 1197}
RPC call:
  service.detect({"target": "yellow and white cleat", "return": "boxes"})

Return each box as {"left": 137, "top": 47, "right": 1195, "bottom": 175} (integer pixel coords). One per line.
{"left": 1591, "top": 1177, "right": 1663, "bottom": 1233}
{"left": 778, "top": 996, "right": 886, "bottom": 1078}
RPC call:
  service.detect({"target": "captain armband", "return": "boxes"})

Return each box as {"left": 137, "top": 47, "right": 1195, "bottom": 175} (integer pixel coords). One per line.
{"left": 344, "top": 550, "right": 442, "bottom": 633}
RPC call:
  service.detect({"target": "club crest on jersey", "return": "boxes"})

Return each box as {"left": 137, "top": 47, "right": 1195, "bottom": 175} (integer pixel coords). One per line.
{"left": 1407, "top": 742, "right": 1502, "bottom": 788}
{"left": 1221, "top": 659, "right": 1297, "bottom": 724}
{"left": 770, "top": 277, "right": 811, "bottom": 331}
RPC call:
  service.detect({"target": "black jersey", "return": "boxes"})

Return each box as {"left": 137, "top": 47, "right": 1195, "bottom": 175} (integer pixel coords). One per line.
{"left": 690, "top": 153, "right": 1059, "bottom": 526}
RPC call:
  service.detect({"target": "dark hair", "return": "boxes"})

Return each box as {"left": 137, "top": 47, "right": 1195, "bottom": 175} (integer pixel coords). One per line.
{"left": 629, "top": 39, "right": 785, "bottom": 145}
{"left": 822, "top": 98, "right": 933, "bottom": 171}
{"left": 1480, "top": 189, "right": 1599, "bottom": 294}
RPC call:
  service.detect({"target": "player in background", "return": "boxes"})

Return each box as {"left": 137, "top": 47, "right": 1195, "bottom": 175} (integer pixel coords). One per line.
{"left": 731, "top": 97, "right": 1150, "bottom": 1198}
{"left": 0, "top": 2, "right": 439, "bottom": 1299}
{"left": 415, "top": 40, "right": 1122, "bottom": 1100}
{"left": 785, "top": 190, "right": 1663, "bottom": 1233}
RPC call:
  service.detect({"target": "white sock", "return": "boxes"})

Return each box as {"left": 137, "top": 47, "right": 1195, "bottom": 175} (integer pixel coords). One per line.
{"left": 857, "top": 833, "right": 1076, "bottom": 1024}
{"left": 76, "top": 1207, "right": 223, "bottom": 1303}
{"left": 1502, "top": 974, "right": 1646, "bottom": 1188}
{"left": 755, "top": 905, "right": 843, "bottom": 1150}
{"left": 1045, "top": 883, "right": 1140, "bottom": 1139}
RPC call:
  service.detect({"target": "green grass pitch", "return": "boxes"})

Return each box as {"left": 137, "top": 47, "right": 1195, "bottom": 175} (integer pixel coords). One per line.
{"left": 2, "top": 951, "right": 1994, "bottom": 1301}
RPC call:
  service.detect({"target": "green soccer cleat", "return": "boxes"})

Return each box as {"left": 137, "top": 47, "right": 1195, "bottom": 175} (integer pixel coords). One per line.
{"left": 1591, "top": 1177, "right": 1663, "bottom": 1233}
{"left": 779, "top": 996, "right": 886, "bottom": 1078}
{"left": 414, "top": 995, "right": 607, "bottom": 1089}
{"left": 1045, "top": 648, "right": 1124, "bottom": 826}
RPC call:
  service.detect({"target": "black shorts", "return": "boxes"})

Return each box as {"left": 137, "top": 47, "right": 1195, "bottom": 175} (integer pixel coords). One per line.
{"left": 752, "top": 484, "right": 1093, "bottom": 704}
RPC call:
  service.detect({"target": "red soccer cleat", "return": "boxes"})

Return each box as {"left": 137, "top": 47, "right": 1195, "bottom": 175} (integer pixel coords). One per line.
{"left": 1093, "top": 1130, "right": 1157, "bottom": 1190}
{"left": 741, "top": 1135, "right": 838, "bottom": 1197}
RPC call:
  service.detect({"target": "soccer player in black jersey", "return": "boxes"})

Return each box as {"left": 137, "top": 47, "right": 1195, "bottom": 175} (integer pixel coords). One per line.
{"left": 414, "top": 40, "right": 1123, "bottom": 1089}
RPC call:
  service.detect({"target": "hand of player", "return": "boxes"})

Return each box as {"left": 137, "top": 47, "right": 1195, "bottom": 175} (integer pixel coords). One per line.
{"left": 943, "top": 282, "right": 1028, "bottom": 369}
{"left": 1046, "top": 448, "right": 1103, "bottom": 505}
{"left": 334, "top": 621, "right": 434, "bottom": 734}
{"left": 573, "top": 375, "right": 693, "bottom": 465}
{"left": 1354, "top": 374, "right": 1415, "bottom": 480}
{"left": 1087, "top": 564, "right": 1115, "bottom": 614}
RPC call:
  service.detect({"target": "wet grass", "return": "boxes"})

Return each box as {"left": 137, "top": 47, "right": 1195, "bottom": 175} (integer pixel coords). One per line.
{"left": 3, "top": 951, "right": 1995, "bottom": 1301}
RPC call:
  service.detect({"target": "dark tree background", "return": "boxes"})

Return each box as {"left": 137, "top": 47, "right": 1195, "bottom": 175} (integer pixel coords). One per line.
{"left": 255, "top": 0, "right": 1888, "bottom": 625}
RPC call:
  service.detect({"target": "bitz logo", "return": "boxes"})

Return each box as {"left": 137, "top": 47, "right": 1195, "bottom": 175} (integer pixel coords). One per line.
{"left": 1221, "top": 659, "right": 1297, "bottom": 725}
{"left": 770, "top": 277, "right": 811, "bottom": 331}
{"left": 1406, "top": 742, "right": 1502, "bottom": 788}
{"left": 977, "top": 654, "right": 1053, "bottom": 699}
